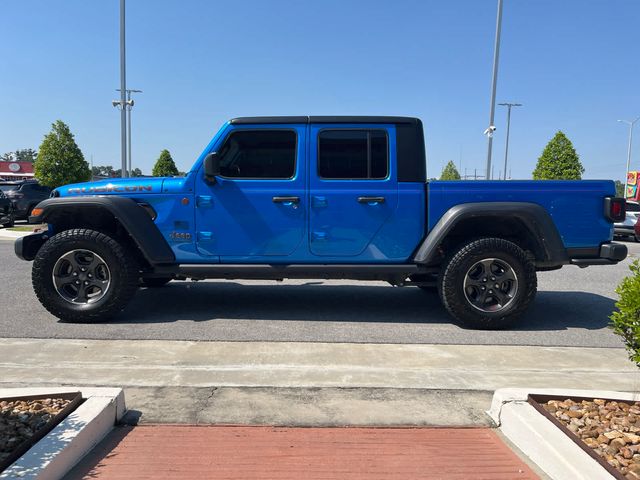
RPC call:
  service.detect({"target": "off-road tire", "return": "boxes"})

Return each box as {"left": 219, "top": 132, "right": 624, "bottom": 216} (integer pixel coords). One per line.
{"left": 32, "top": 229, "right": 139, "bottom": 323}
{"left": 438, "top": 237, "right": 537, "bottom": 330}
{"left": 140, "top": 277, "right": 172, "bottom": 288}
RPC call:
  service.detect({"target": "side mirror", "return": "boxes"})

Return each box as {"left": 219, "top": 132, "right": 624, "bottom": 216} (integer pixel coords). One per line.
{"left": 203, "top": 152, "right": 220, "bottom": 183}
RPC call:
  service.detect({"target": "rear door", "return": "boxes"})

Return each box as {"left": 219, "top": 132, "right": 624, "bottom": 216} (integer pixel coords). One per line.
{"left": 308, "top": 124, "right": 398, "bottom": 257}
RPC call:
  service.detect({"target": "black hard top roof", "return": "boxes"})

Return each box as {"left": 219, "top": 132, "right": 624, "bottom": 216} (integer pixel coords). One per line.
{"left": 230, "top": 116, "right": 421, "bottom": 125}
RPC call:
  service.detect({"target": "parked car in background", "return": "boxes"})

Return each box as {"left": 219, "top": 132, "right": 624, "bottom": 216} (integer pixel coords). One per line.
{"left": 614, "top": 200, "right": 640, "bottom": 242}
{"left": 635, "top": 215, "right": 640, "bottom": 243}
{"left": 0, "top": 180, "right": 51, "bottom": 222}
{"left": 0, "top": 190, "right": 15, "bottom": 227}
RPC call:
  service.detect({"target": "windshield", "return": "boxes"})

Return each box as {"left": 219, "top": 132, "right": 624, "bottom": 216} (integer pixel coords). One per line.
{"left": 0, "top": 185, "right": 19, "bottom": 192}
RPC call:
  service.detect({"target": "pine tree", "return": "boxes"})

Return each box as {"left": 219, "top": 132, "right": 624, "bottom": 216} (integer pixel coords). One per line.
{"left": 34, "top": 121, "right": 91, "bottom": 188}
{"left": 152, "top": 149, "right": 179, "bottom": 177}
{"left": 532, "top": 131, "right": 584, "bottom": 180}
{"left": 440, "top": 160, "right": 461, "bottom": 180}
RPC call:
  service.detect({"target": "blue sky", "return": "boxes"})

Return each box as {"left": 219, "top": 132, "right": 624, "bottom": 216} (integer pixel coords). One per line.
{"left": 1, "top": 0, "right": 639, "bottom": 181}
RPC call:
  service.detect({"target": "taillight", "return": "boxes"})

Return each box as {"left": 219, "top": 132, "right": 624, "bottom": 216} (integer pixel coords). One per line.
{"left": 604, "top": 197, "right": 626, "bottom": 222}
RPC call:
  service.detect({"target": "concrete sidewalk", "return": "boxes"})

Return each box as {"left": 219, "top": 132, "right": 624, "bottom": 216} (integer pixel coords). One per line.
{"left": 0, "top": 338, "right": 636, "bottom": 390}
{"left": 1, "top": 338, "right": 637, "bottom": 426}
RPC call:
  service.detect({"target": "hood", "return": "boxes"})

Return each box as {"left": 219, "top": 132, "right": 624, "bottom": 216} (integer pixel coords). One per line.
{"left": 56, "top": 177, "right": 167, "bottom": 197}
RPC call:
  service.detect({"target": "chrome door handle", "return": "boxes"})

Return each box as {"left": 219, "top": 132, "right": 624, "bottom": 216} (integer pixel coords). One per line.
{"left": 357, "top": 196, "right": 385, "bottom": 204}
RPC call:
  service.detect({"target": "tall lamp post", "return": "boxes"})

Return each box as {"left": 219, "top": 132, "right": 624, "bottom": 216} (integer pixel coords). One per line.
{"left": 618, "top": 117, "right": 640, "bottom": 188}
{"left": 485, "top": 0, "right": 504, "bottom": 180}
{"left": 117, "top": 89, "right": 142, "bottom": 177}
{"left": 117, "top": 0, "right": 127, "bottom": 177}
{"left": 498, "top": 102, "right": 522, "bottom": 180}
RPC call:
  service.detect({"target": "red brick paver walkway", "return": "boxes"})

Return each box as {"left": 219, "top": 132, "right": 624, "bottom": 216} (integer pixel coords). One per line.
{"left": 66, "top": 425, "right": 538, "bottom": 480}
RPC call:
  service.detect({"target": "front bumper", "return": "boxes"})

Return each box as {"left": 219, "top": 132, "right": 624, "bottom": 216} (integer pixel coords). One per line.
{"left": 14, "top": 232, "right": 47, "bottom": 261}
{"left": 570, "top": 242, "right": 628, "bottom": 267}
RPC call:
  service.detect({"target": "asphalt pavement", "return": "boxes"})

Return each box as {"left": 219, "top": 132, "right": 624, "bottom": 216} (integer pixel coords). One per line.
{"left": 0, "top": 239, "right": 637, "bottom": 347}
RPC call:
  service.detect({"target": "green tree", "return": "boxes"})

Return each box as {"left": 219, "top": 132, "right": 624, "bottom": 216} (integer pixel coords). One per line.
{"left": 532, "top": 131, "right": 584, "bottom": 180}
{"left": 440, "top": 160, "right": 461, "bottom": 180}
{"left": 34, "top": 121, "right": 91, "bottom": 188}
{"left": 131, "top": 167, "right": 144, "bottom": 177}
{"left": 152, "top": 149, "right": 179, "bottom": 177}
{"left": 15, "top": 148, "right": 37, "bottom": 162}
{"left": 91, "top": 165, "right": 115, "bottom": 177}
{"left": 615, "top": 180, "right": 625, "bottom": 197}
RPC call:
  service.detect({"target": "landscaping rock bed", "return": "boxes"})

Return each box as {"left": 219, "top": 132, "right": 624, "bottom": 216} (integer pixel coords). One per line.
{"left": 543, "top": 398, "right": 640, "bottom": 479}
{"left": 1, "top": 397, "right": 74, "bottom": 468}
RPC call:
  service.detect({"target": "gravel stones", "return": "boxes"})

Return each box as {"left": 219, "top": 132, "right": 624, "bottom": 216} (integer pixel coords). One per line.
{"left": 543, "top": 398, "right": 640, "bottom": 479}
{"left": 0, "top": 397, "right": 72, "bottom": 466}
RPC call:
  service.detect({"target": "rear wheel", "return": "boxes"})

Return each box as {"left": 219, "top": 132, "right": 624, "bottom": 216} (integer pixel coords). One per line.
{"left": 32, "top": 229, "right": 139, "bottom": 323}
{"left": 438, "top": 238, "right": 537, "bottom": 329}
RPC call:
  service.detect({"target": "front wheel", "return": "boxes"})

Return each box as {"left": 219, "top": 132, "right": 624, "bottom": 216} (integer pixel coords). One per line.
{"left": 438, "top": 238, "right": 537, "bottom": 330}
{"left": 32, "top": 229, "right": 139, "bottom": 323}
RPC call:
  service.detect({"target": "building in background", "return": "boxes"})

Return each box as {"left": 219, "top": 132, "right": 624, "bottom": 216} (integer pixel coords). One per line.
{"left": 0, "top": 161, "right": 34, "bottom": 180}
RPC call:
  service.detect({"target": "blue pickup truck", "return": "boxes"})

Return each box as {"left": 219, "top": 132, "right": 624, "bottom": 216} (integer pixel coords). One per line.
{"left": 16, "top": 116, "right": 627, "bottom": 329}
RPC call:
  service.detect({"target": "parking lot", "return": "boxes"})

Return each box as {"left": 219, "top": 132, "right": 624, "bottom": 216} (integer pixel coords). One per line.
{"left": 0, "top": 237, "right": 637, "bottom": 348}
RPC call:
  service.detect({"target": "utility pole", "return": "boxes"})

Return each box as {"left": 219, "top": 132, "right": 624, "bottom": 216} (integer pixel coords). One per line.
{"left": 499, "top": 102, "right": 522, "bottom": 180}
{"left": 484, "top": 0, "right": 504, "bottom": 180}
{"left": 618, "top": 117, "right": 640, "bottom": 186}
{"left": 118, "top": 0, "right": 127, "bottom": 177}
{"left": 117, "top": 88, "right": 142, "bottom": 177}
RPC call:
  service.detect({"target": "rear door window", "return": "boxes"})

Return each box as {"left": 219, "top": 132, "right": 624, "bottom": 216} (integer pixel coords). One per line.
{"left": 318, "top": 130, "right": 388, "bottom": 179}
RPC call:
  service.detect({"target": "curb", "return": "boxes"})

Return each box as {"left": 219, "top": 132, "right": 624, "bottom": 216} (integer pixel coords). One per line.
{"left": 0, "top": 230, "right": 31, "bottom": 240}
{"left": 489, "top": 388, "right": 640, "bottom": 480}
{"left": 0, "top": 387, "right": 125, "bottom": 480}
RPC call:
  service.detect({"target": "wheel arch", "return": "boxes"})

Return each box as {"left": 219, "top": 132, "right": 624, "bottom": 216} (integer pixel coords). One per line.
{"left": 29, "top": 196, "right": 175, "bottom": 265}
{"left": 413, "top": 202, "right": 569, "bottom": 268}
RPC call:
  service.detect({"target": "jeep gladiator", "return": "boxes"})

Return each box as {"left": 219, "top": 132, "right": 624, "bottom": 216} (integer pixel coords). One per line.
{"left": 15, "top": 116, "right": 628, "bottom": 329}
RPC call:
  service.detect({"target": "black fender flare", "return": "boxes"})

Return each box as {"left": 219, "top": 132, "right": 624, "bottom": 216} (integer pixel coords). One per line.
{"left": 413, "top": 202, "right": 569, "bottom": 267}
{"left": 29, "top": 196, "right": 175, "bottom": 264}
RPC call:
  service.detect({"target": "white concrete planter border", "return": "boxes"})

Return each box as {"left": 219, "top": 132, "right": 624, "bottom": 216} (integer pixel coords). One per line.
{"left": 0, "top": 387, "right": 125, "bottom": 480}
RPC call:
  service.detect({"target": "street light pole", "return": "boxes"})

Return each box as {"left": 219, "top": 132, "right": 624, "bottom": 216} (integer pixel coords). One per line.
{"left": 117, "top": 89, "right": 142, "bottom": 177}
{"left": 498, "top": 102, "right": 522, "bottom": 180}
{"left": 618, "top": 117, "right": 640, "bottom": 187}
{"left": 485, "top": 0, "right": 504, "bottom": 180}
{"left": 119, "top": 0, "right": 127, "bottom": 178}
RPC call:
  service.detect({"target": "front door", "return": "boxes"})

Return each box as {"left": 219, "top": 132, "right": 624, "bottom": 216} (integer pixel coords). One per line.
{"left": 195, "top": 126, "right": 306, "bottom": 259}
{"left": 309, "top": 125, "right": 399, "bottom": 257}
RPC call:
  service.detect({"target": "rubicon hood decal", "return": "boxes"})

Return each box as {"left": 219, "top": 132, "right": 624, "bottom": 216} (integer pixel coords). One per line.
{"left": 67, "top": 184, "right": 153, "bottom": 194}
{"left": 59, "top": 178, "right": 168, "bottom": 196}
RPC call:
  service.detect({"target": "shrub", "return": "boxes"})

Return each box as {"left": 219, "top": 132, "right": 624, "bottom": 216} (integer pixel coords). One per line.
{"left": 611, "top": 259, "right": 640, "bottom": 367}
